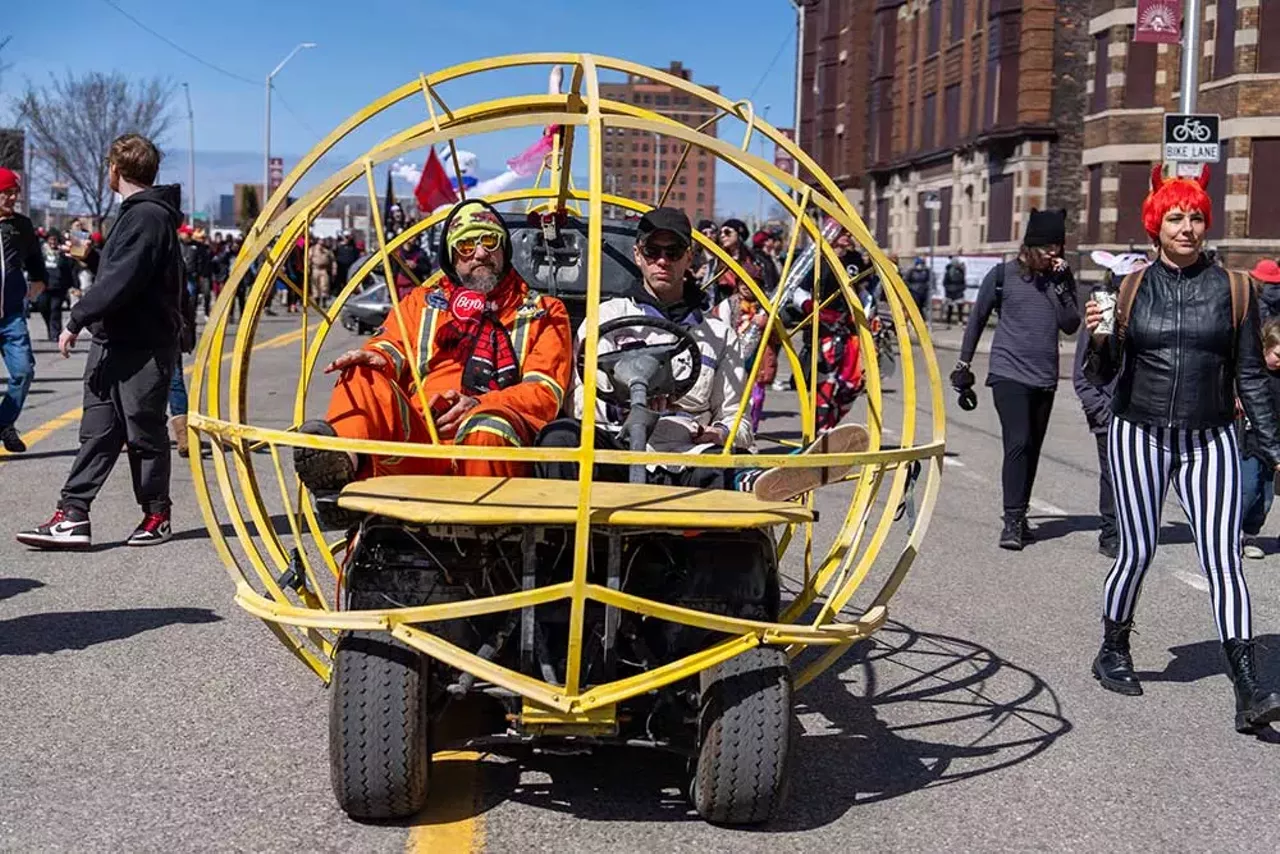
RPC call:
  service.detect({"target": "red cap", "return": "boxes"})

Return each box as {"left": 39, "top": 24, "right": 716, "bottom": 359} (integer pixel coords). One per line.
{"left": 0, "top": 168, "right": 19, "bottom": 194}
{"left": 178, "top": 224, "right": 194, "bottom": 235}
{"left": 1252, "top": 259, "right": 1280, "bottom": 284}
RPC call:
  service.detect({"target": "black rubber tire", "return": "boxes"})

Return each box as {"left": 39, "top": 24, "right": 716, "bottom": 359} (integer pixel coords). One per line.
{"left": 690, "top": 646, "right": 794, "bottom": 825}
{"left": 329, "top": 631, "right": 431, "bottom": 820}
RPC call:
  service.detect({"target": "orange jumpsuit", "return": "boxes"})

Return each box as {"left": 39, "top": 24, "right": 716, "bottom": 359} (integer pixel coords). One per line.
{"left": 325, "top": 271, "right": 571, "bottom": 478}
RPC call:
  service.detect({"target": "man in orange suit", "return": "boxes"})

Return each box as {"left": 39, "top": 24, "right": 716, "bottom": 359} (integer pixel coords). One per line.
{"left": 294, "top": 200, "right": 571, "bottom": 522}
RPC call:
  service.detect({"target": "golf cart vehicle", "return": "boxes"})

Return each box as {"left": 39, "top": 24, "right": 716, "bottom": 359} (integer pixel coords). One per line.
{"left": 188, "top": 53, "right": 945, "bottom": 827}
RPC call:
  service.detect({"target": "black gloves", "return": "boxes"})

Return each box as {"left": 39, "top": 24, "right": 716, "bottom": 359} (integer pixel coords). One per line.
{"left": 950, "top": 361, "right": 978, "bottom": 411}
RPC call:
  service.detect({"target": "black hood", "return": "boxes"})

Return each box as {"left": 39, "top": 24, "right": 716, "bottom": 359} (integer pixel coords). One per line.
{"left": 435, "top": 198, "right": 513, "bottom": 287}
{"left": 122, "top": 183, "right": 184, "bottom": 230}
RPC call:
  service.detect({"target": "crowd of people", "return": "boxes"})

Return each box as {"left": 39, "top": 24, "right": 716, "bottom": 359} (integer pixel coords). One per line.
{"left": 8, "top": 130, "right": 1280, "bottom": 735}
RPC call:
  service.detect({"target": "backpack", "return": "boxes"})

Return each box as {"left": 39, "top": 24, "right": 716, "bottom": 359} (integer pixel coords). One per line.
{"left": 1115, "top": 267, "right": 1254, "bottom": 346}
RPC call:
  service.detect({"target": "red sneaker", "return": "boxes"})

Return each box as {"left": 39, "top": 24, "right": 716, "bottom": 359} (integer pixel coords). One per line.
{"left": 127, "top": 509, "right": 172, "bottom": 547}
{"left": 16, "top": 509, "right": 92, "bottom": 549}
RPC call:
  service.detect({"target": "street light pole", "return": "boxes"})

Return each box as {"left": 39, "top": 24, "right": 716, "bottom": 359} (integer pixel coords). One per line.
{"left": 789, "top": 0, "right": 805, "bottom": 192}
{"left": 264, "top": 42, "right": 317, "bottom": 208}
{"left": 1180, "top": 0, "right": 1202, "bottom": 113}
{"left": 756, "top": 104, "right": 771, "bottom": 229}
{"left": 182, "top": 82, "right": 195, "bottom": 226}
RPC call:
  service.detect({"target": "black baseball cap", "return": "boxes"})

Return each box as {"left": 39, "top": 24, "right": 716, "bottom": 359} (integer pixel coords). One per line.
{"left": 636, "top": 207, "right": 692, "bottom": 248}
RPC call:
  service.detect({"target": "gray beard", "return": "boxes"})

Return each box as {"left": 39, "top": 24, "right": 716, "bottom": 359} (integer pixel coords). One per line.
{"left": 463, "top": 266, "right": 499, "bottom": 294}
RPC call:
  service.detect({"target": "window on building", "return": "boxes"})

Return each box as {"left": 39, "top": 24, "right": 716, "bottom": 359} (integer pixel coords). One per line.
{"left": 916, "top": 192, "right": 932, "bottom": 247}
{"left": 642, "top": 143, "right": 649, "bottom": 152}
{"left": 697, "top": 177, "right": 706, "bottom": 187}
{"left": 951, "top": 0, "right": 965, "bottom": 43}
{"left": 1085, "top": 164, "right": 1102, "bottom": 243}
{"left": 1259, "top": 0, "right": 1280, "bottom": 73}
{"left": 1091, "top": 32, "right": 1109, "bottom": 113}
{"left": 1251, "top": 139, "right": 1280, "bottom": 237}
{"left": 968, "top": 66, "right": 980, "bottom": 136}
{"left": 922, "top": 91, "right": 937, "bottom": 149}
{"left": 928, "top": 0, "right": 942, "bottom": 55}
{"left": 1125, "top": 36, "right": 1158, "bottom": 108}
{"left": 631, "top": 158, "right": 638, "bottom": 167}
{"left": 655, "top": 95, "right": 669, "bottom": 106}
{"left": 697, "top": 193, "right": 705, "bottom": 203}
{"left": 875, "top": 9, "right": 897, "bottom": 77}
{"left": 1216, "top": 0, "right": 1238, "bottom": 79}
{"left": 1208, "top": 149, "right": 1228, "bottom": 240}
{"left": 1116, "top": 163, "right": 1153, "bottom": 244}
{"left": 988, "top": 172, "right": 1014, "bottom": 243}
{"left": 943, "top": 84, "right": 960, "bottom": 147}
{"left": 875, "top": 195, "right": 890, "bottom": 246}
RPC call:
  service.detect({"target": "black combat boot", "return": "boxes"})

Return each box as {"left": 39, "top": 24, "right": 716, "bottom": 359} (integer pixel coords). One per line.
{"left": 999, "top": 511, "right": 1025, "bottom": 551}
{"left": 1223, "top": 639, "right": 1280, "bottom": 734}
{"left": 1092, "top": 618, "right": 1143, "bottom": 696}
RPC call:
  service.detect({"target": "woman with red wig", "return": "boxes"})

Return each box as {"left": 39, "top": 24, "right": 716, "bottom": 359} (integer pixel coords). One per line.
{"left": 1084, "top": 165, "right": 1280, "bottom": 733}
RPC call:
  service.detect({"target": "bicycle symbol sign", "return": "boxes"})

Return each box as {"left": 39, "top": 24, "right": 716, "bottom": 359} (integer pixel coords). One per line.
{"left": 1163, "top": 113, "right": 1220, "bottom": 163}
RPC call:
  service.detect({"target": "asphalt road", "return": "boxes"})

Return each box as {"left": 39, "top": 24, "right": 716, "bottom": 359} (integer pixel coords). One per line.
{"left": 3, "top": 313, "right": 1280, "bottom": 853}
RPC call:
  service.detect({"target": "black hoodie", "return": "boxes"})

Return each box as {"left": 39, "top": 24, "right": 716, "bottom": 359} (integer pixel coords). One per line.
{"left": 67, "top": 184, "right": 184, "bottom": 349}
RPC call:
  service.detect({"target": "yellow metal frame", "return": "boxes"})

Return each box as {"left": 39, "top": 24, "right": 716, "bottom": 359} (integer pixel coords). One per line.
{"left": 189, "top": 53, "right": 945, "bottom": 713}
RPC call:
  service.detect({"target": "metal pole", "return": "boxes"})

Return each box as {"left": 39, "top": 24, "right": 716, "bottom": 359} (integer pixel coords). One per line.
{"left": 264, "top": 43, "right": 317, "bottom": 210}
{"left": 1180, "top": 0, "right": 1201, "bottom": 113}
{"left": 263, "top": 74, "right": 272, "bottom": 211}
{"left": 791, "top": 1, "right": 805, "bottom": 195}
{"left": 928, "top": 208, "right": 937, "bottom": 332}
{"left": 183, "top": 83, "right": 195, "bottom": 225}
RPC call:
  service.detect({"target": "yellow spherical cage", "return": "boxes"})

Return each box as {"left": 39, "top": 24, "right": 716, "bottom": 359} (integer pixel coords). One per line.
{"left": 189, "top": 53, "right": 947, "bottom": 715}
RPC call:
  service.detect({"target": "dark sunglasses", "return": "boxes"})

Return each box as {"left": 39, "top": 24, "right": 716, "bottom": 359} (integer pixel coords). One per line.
{"left": 640, "top": 242, "right": 687, "bottom": 262}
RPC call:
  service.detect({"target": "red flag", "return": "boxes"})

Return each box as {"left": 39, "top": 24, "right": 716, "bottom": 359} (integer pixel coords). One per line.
{"left": 1134, "top": 0, "right": 1181, "bottom": 44}
{"left": 414, "top": 148, "right": 459, "bottom": 213}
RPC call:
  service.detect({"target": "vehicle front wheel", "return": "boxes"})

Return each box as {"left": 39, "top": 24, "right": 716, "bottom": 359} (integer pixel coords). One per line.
{"left": 329, "top": 631, "right": 431, "bottom": 820}
{"left": 690, "top": 646, "right": 793, "bottom": 825}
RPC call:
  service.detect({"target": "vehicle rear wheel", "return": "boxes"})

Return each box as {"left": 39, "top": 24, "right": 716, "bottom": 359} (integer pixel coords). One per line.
{"left": 690, "top": 646, "right": 793, "bottom": 825}
{"left": 329, "top": 630, "right": 431, "bottom": 819}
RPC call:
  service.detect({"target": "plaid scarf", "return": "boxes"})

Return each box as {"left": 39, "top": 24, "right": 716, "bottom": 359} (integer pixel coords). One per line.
{"left": 435, "top": 282, "right": 521, "bottom": 395}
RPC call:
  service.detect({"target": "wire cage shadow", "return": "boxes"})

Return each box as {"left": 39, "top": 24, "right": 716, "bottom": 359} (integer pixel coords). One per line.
{"left": 187, "top": 52, "right": 947, "bottom": 713}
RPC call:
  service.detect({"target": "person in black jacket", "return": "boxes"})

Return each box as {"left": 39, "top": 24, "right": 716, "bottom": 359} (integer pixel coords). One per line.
{"left": 953, "top": 209, "right": 1081, "bottom": 550}
{"left": 17, "top": 134, "right": 184, "bottom": 551}
{"left": 1072, "top": 296, "right": 1121, "bottom": 559}
{"left": 1238, "top": 317, "right": 1280, "bottom": 559}
{"left": 1083, "top": 164, "right": 1280, "bottom": 733}
{"left": 0, "top": 167, "right": 48, "bottom": 453}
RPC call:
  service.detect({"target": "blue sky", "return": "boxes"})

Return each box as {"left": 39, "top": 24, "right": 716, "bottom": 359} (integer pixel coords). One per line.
{"left": 2, "top": 0, "right": 800, "bottom": 218}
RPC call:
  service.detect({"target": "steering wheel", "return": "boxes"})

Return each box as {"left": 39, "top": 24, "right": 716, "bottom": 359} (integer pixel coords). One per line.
{"left": 576, "top": 315, "right": 703, "bottom": 406}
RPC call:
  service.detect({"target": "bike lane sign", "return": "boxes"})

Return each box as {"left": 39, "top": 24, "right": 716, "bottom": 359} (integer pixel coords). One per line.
{"left": 1164, "top": 113, "right": 1220, "bottom": 162}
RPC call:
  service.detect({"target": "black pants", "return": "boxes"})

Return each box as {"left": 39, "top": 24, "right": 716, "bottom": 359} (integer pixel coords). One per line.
{"left": 38, "top": 290, "right": 65, "bottom": 341}
{"left": 535, "top": 418, "right": 736, "bottom": 489}
{"left": 990, "top": 379, "right": 1055, "bottom": 515}
{"left": 1096, "top": 430, "right": 1117, "bottom": 545}
{"left": 60, "top": 342, "right": 174, "bottom": 515}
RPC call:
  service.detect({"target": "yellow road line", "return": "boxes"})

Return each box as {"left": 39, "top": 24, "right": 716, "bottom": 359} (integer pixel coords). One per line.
{"left": 406, "top": 750, "right": 485, "bottom": 853}
{"left": 0, "top": 327, "right": 306, "bottom": 459}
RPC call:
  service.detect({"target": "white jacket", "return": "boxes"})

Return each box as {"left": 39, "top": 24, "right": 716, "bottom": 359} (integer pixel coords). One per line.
{"left": 570, "top": 296, "right": 753, "bottom": 453}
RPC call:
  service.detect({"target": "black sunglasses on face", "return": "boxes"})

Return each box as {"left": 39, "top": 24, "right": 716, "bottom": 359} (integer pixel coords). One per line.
{"left": 640, "top": 242, "right": 686, "bottom": 262}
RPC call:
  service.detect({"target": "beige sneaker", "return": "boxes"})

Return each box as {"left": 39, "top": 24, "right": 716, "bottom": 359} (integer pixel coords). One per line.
{"left": 751, "top": 423, "right": 871, "bottom": 502}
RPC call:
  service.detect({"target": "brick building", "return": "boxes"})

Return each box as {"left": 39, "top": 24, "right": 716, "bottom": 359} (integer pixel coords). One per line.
{"left": 1080, "top": 0, "right": 1280, "bottom": 276}
{"left": 599, "top": 61, "right": 718, "bottom": 223}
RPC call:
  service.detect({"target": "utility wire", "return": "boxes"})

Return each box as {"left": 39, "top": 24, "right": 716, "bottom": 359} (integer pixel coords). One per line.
{"left": 272, "top": 87, "right": 322, "bottom": 140}
{"left": 745, "top": 31, "right": 794, "bottom": 103}
{"left": 99, "top": 0, "right": 257, "bottom": 86}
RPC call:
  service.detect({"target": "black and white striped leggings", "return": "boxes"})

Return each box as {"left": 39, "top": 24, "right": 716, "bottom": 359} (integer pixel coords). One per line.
{"left": 1104, "top": 416, "right": 1251, "bottom": 641}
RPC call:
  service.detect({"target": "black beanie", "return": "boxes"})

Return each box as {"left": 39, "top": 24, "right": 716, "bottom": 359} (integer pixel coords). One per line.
{"left": 1024, "top": 208, "right": 1066, "bottom": 247}
{"left": 721, "top": 218, "right": 749, "bottom": 243}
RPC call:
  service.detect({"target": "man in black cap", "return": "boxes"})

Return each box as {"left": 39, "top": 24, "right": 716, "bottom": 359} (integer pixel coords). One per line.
{"left": 952, "top": 208, "right": 1080, "bottom": 550}
{"left": 536, "top": 207, "right": 867, "bottom": 500}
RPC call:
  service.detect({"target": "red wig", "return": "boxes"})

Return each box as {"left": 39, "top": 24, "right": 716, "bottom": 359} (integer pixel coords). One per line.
{"left": 1142, "top": 164, "right": 1212, "bottom": 240}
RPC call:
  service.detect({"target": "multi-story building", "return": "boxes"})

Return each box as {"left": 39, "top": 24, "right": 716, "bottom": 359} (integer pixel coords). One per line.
{"left": 802, "top": 0, "right": 1280, "bottom": 273}
{"left": 599, "top": 61, "right": 718, "bottom": 223}
{"left": 1080, "top": 0, "right": 1280, "bottom": 275}
{"left": 865, "top": 0, "right": 1089, "bottom": 259}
